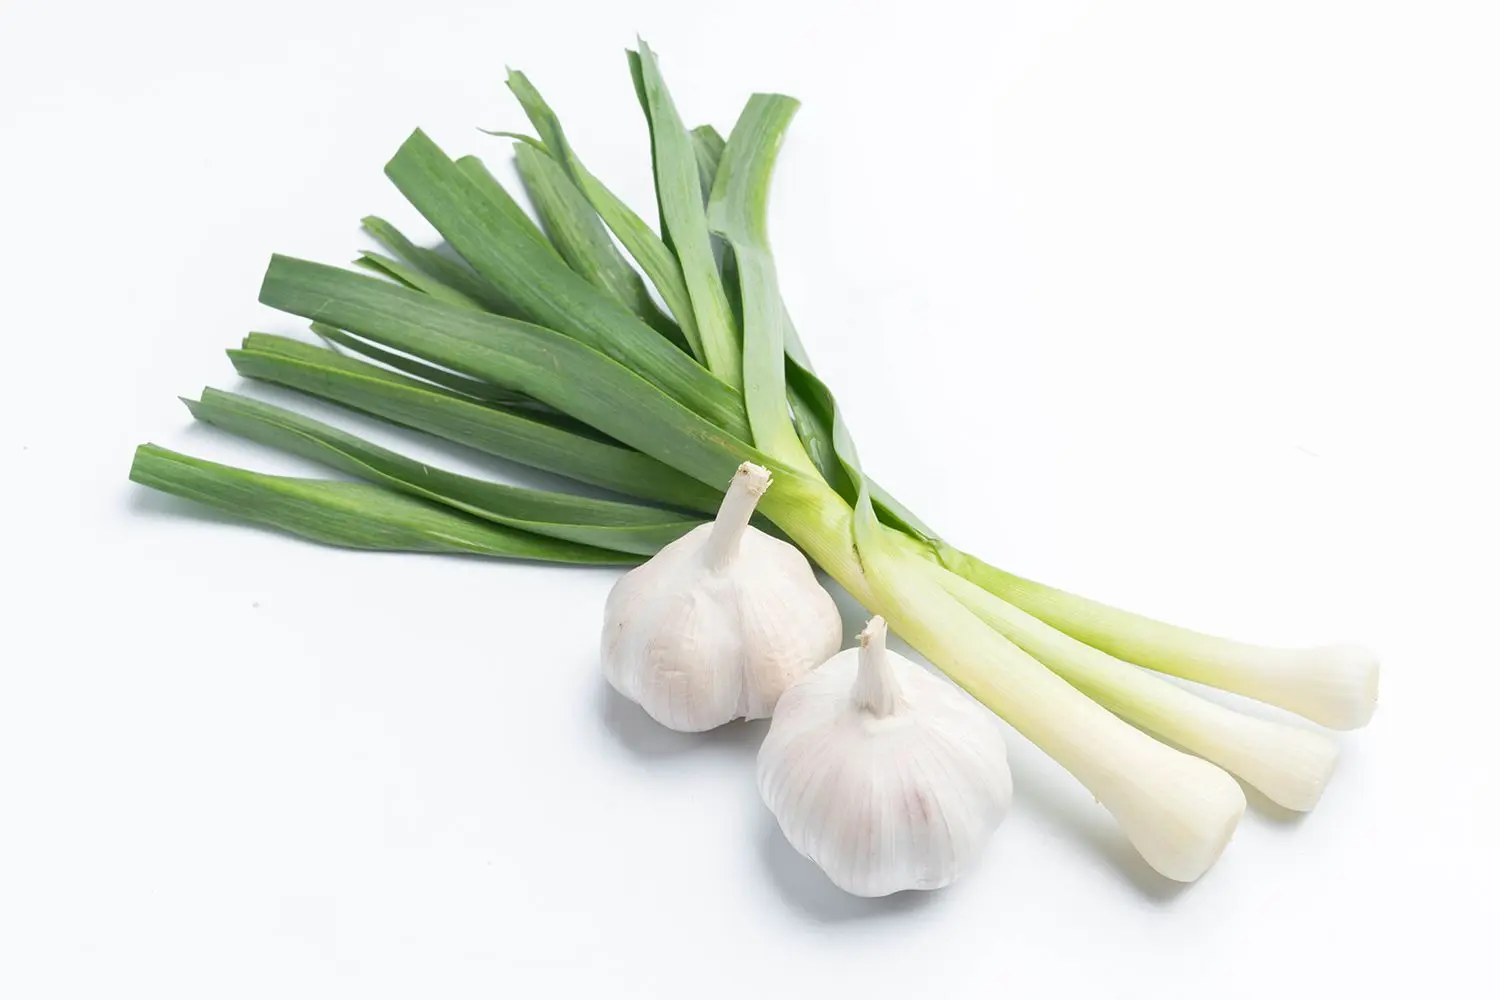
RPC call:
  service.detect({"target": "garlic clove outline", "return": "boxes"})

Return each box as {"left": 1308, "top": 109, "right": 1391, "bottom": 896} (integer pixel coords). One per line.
{"left": 757, "top": 617, "right": 1014, "bottom": 897}
{"left": 600, "top": 461, "right": 842, "bottom": 732}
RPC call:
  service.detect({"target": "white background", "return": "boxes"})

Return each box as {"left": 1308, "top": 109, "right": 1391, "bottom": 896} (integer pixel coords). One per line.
{"left": 3, "top": 1, "right": 1497, "bottom": 996}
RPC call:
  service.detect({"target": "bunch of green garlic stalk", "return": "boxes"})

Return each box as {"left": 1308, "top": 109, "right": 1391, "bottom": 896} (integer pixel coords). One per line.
{"left": 131, "top": 42, "right": 1379, "bottom": 884}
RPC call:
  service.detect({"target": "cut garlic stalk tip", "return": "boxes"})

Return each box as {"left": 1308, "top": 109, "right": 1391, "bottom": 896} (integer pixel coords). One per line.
{"left": 853, "top": 616, "right": 899, "bottom": 717}
{"left": 1278, "top": 644, "right": 1380, "bottom": 730}
{"left": 1104, "top": 752, "right": 1247, "bottom": 883}
{"left": 702, "top": 462, "right": 771, "bottom": 570}
{"left": 758, "top": 616, "right": 1014, "bottom": 897}
{"left": 600, "top": 461, "right": 841, "bottom": 733}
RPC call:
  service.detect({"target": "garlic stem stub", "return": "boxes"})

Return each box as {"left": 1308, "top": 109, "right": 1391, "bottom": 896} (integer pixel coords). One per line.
{"left": 600, "top": 462, "right": 842, "bottom": 732}
{"left": 757, "top": 617, "right": 1014, "bottom": 897}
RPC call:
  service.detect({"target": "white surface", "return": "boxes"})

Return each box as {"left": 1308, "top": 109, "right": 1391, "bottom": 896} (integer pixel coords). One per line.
{"left": 3, "top": 1, "right": 1497, "bottom": 996}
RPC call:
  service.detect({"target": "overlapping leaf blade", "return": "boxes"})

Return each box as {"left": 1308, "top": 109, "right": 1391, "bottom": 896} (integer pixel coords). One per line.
{"left": 352, "top": 251, "right": 487, "bottom": 310}
{"left": 500, "top": 69, "right": 708, "bottom": 365}
{"left": 690, "top": 125, "right": 727, "bottom": 209}
{"left": 383, "top": 130, "right": 741, "bottom": 426}
{"left": 186, "top": 389, "right": 701, "bottom": 555}
{"left": 251, "top": 262, "right": 763, "bottom": 489}
{"left": 309, "top": 323, "right": 536, "bottom": 407}
{"left": 229, "top": 335, "right": 721, "bottom": 512}
{"left": 138, "top": 42, "right": 931, "bottom": 567}
{"left": 361, "top": 215, "right": 520, "bottom": 315}
{"left": 630, "top": 43, "right": 742, "bottom": 388}
{"left": 453, "top": 154, "right": 559, "bottom": 256}
{"left": 703, "top": 106, "right": 937, "bottom": 542}
{"left": 259, "top": 253, "right": 750, "bottom": 439}
{"left": 706, "top": 95, "right": 811, "bottom": 472}
{"left": 513, "top": 141, "right": 684, "bottom": 343}
{"left": 130, "top": 444, "right": 635, "bottom": 564}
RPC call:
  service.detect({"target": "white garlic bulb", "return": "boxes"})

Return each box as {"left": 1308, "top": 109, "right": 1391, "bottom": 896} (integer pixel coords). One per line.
{"left": 600, "top": 462, "right": 842, "bottom": 732}
{"left": 757, "top": 617, "right": 1014, "bottom": 897}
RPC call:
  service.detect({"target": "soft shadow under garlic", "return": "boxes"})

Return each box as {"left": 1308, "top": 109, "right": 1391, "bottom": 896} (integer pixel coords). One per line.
{"left": 1240, "top": 781, "right": 1313, "bottom": 825}
{"left": 1003, "top": 743, "right": 1190, "bottom": 903}
{"left": 596, "top": 679, "right": 768, "bottom": 759}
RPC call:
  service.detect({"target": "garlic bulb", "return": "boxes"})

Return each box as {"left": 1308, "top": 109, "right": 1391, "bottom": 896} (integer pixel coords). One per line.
{"left": 600, "top": 462, "right": 842, "bottom": 732}
{"left": 757, "top": 617, "right": 1014, "bottom": 897}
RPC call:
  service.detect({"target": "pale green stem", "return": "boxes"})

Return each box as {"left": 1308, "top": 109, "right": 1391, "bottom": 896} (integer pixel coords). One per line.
{"left": 758, "top": 478, "right": 1246, "bottom": 882}
{"left": 928, "top": 560, "right": 1341, "bottom": 812}
{"left": 939, "top": 547, "right": 1379, "bottom": 731}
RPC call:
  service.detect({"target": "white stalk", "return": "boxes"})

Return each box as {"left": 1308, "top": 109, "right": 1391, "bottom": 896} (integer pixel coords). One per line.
{"left": 934, "top": 565, "right": 1340, "bottom": 812}
{"left": 806, "top": 495, "right": 1248, "bottom": 883}
{"left": 941, "top": 551, "right": 1379, "bottom": 730}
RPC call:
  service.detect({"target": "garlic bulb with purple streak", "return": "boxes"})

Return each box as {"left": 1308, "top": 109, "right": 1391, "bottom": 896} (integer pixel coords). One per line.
{"left": 757, "top": 616, "right": 1013, "bottom": 896}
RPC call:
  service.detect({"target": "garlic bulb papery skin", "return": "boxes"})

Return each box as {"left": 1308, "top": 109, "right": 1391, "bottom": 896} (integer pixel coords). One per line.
{"left": 600, "top": 462, "right": 842, "bottom": 733}
{"left": 757, "top": 617, "right": 1014, "bottom": 897}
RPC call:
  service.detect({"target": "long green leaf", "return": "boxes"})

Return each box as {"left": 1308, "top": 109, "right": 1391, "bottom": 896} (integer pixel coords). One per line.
{"left": 631, "top": 43, "right": 742, "bottom": 388}
{"left": 130, "top": 444, "right": 635, "bottom": 564}
{"left": 243, "top": 332, "right": 453, "bottom": 395}
{"left": 690, "top": 125, "right": 726, "bottom": 208}
{"left": 692, "top": 122, "right": 822, "bottom": 470}
{"left": 500, "top": 70, "right": 707, "bottom": 364}
{"left": 625, "top": 52, "right": 671, "bottom": 243}
{"left": 707, "top": 94, "right": 812, "bottom": 472}
{"left": 383, "top": 130, "right": 736, "bottom": 422}
{"left": 308, "top": 323, "right": 542, "bottom": 409}
{"left": 337, "top": 239, "right": 564, "bottom": 414}
{"left": 512, "top": 141, "right": 685, "bottom": 344}
{"left": 353, "top": 251, "right": 487, "bottom": 310}
{"left": 259, "top": 253, "right": 750, "bottom": 439}
{"left": 251, "top": 332, "right": 577, "bottom": 435}
{"left": 227, "top": 337, "right": 722, "bottom": 512}
{"left": 452, "top": 154, "right": 559, "bottom": 257}
{"left": 186, "top": 389, "right": 701, "bottom": 555}
{"left": 360, "top": 215, "right": 520, "bottom": 316}
{"left": 702, "top": 107, "right": 938, "bottom": 542}
{"left": 691, "top": 124, "right": 730, "bottom": 276}
{"left": 256, "top": 253, "right": 767, "bottom": 490}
